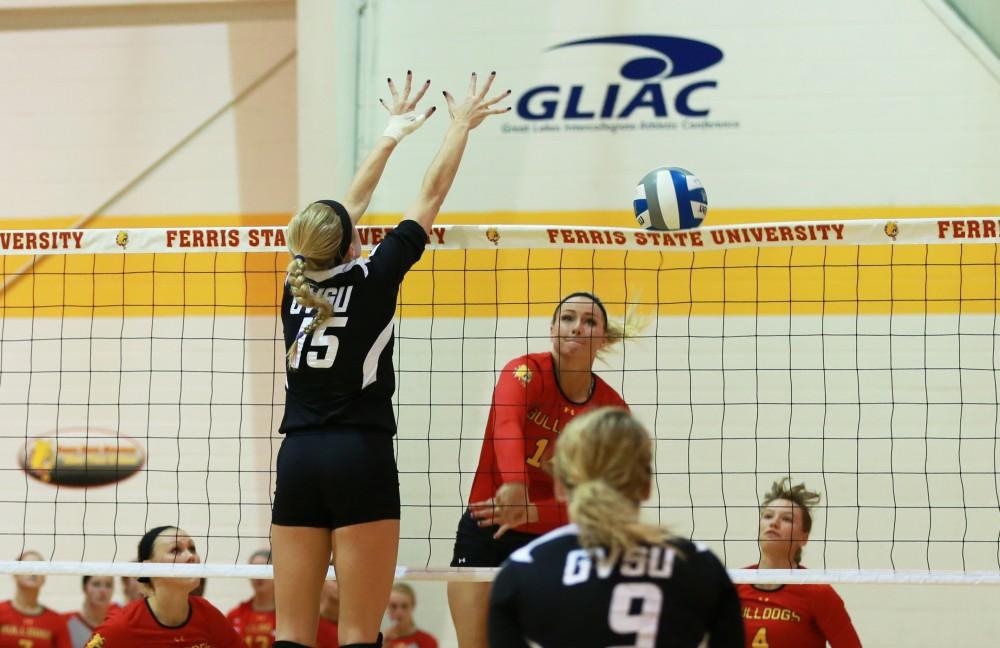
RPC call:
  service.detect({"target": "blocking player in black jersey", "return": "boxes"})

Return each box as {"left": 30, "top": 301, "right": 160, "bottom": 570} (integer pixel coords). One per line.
{"left": 271, "top": 71, "right": 510, "bottom": 648}
{"left": 488, "top": 407, "right": 743, "bottom": 648}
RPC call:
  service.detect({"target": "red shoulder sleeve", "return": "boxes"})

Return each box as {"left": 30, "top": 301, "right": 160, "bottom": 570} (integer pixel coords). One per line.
{"left": 814, "top": 586, "right": 862, "bottom": 648}
{"left": 490, "top": 355, "right": 544, "bottom": 485}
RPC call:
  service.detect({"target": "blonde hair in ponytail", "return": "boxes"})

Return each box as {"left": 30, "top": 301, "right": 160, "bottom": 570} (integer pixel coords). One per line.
{"left": 551, "top": 292, "right": 648, "bottom": 361}
{"left": 600, "top": 301, "right": 648, "bottom": 360}
{"left": 552, "top": 407, "right": 668, "bottom": 561}
{"left": 284, "top": 202, "right": 348, "bottom": 368}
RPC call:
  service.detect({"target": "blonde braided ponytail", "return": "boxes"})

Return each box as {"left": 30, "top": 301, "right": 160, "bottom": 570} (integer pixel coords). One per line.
{"left": 284, "top": 202, "right": 348, "bottom": 369}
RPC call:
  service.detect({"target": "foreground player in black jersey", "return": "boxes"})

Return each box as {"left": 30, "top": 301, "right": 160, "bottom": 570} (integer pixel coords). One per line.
{"left": 271, "top": 71, "right": 510, "bottom": 648}
{"left": 488, "top": 407, "right": 743, "bottom": 648}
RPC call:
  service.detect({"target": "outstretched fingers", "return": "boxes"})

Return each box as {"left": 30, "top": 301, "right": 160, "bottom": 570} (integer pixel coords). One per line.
{"left": 411, "top": 78, "right": 431, "bottom": 107}
{"left": 484, "top": 88, "right": 512, "bottom": 108}
{"left": 477, "top": 70, "right": 497, "bottom": 99}
{"left": 439, "top": 72, "right": 511, "bottom": 128}
{"left": 402, "top": 69, "right": 413, "bottom": 102}
{"left": 387, "top": 76, "right": 399, "bottom": 104}
{"left": 385, "top": 72, "right": 428, "bottom": 113}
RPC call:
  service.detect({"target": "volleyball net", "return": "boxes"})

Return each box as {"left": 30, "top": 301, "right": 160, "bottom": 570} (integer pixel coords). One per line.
{"left": 1, "top": 217, "right": 999, "bottom": 584}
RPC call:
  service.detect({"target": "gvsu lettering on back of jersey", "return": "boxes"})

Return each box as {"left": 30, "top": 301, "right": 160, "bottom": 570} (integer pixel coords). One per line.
{"left": 562, "top": 545, "right": 675, "bottom": 585}
{"left": 289, "top": 285, "right": 353, "bottom": 315}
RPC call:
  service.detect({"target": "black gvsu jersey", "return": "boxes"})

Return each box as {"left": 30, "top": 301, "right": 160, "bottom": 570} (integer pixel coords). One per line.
{"left": 489, "top": 525, "right": 743, "bottom": 648}
{"left": 279, "top": 219, "right": 427, "bottom": 435}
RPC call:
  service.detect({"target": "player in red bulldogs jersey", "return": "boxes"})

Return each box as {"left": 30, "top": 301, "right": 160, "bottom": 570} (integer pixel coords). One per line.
{"left": 0, "top": 550, "right": 71, "bottom": 648}
{"left": 448, "top": 291, "right": 639, "bottom": 648}
{"left": 737, "top": 479, "right": 861, "bottom": 648}
{"left": 86, "top": 526, "right": 238, "bottom": 648}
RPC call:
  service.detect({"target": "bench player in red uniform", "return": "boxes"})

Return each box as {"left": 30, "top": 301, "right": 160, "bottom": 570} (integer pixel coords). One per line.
{"left": 0, "top": 550, "right": 71, "bottom": 648}
{"left": 85, "top": 526, "right": 238, "bottom": 648}
{"left": 384, "top": 584, "right": 436, "bottom": 648}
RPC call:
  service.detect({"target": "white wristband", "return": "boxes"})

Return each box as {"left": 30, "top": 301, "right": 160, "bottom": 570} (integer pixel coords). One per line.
{"left": 382, "top": 111, "right": 427, "bottom": 143}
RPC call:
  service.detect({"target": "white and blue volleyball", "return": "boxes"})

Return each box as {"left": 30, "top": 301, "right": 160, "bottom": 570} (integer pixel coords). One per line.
{"left": 633, "top": 167, "right": 708, "bottom": 231}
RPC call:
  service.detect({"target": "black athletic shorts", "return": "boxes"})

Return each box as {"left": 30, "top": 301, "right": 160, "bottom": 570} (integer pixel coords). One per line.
{"left": 450, "top": 510, "right": 540, "bottom": 568}
{"left": 272, "top": 429, "right": 400, "bottom": 529}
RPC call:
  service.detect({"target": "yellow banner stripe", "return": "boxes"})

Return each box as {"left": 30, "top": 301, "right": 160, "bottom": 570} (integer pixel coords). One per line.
{"left": 1, "top": 207, "right": 997, "bottom": 318}
{"left": 2, "top": 245, "right": 997, "bottom": 318}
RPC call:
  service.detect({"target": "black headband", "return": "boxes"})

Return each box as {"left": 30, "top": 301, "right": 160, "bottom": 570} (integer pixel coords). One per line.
{"left": 316, "top": 199, "right": 353, "bottom": 261}
{"left": 553, "top": 291, "right": 608, "bottom": 325}
{"left": 136, "top": 525, "right": 175, "bottom": 584}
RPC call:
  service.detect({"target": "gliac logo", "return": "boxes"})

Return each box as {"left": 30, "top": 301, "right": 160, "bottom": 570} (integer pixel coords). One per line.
{"left": 115, "top": 231, "right": 129, "bottom": 248}
{"left": 884, "top": 221, "right": 899, "bottom": 240}
{"left": 19, "top": 428, "right": 146, "bottom": 487}
{"left": 515, "top": 35, "right": 724, "bottom": 125}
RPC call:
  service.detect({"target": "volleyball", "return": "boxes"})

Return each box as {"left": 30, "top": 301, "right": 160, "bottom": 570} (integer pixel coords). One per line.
{"left": 632, "top": 166, "right": 708, "bottom": 231}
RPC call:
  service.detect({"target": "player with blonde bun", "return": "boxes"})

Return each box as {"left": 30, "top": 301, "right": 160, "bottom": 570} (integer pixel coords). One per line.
{"left": 488, "top": 407, "right": 743, "bottom": 647}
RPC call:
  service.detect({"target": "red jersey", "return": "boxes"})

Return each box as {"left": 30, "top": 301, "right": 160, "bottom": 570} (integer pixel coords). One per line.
{"left": 225, "top": 600, "right": 275, "bottom": 646}
{"left": 467, "top": 352, "right": 628, "bottom": 535}
{"left": 85, "top": 596, "right": 239, "bottom": 648}
{"left": 316, "top": 617, "right": 338, "bottom": 648}
{"left": 0, "top": 601, "right": 71, "bottom": 648}
{"left": 385, "top": 629, "right": 437, "bottom": 648}
{"left": 737, "top": 568, "right": 861, "bottom": 648}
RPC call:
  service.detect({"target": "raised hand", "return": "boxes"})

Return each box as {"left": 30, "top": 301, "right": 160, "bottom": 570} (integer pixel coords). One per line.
{"left": 442, "top": 71, "right": 512, "bottom": 130}
{"left": 380, "top": 70, "right": 434, "bottom": 142}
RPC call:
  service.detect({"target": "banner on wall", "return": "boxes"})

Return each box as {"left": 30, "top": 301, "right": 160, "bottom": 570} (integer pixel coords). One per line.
{"left": 19, "top": 429, "right": 145, "bottom": 488}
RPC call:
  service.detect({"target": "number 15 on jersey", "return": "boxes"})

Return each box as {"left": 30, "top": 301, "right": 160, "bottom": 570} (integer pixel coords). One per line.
{"left": 291, "top": 316, "right": 348, "bottom": 369}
